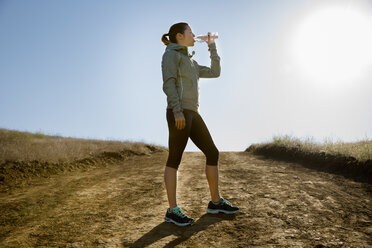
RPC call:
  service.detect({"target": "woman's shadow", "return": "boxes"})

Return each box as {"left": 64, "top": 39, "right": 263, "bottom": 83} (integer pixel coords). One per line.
{"left": 123, "top": 212, "right": 237, "bottom": 248}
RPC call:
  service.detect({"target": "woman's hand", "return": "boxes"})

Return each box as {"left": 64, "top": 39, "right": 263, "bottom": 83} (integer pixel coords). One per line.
{"left": 175, "top": 114, "right": 186, "bottom": 130}
{"left": 206, "top": 32, "right": 215, "bottom": 45}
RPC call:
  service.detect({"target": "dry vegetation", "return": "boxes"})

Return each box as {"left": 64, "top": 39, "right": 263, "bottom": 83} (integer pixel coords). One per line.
{"left": 246, "top": 134, "right": 372, "bottom": 183}
{"left": 0, "top": 128, "right": 167, "bottom": 189}
{"left": 0, "top": 128, "right": 166, "bottom": 164}
{"left": 281, "top": 135, "right": 370, "bottom": 161}
{"left": 247, "top": 134, "right": 372, "bottom": 162}
{"left": 2, "top": 128, "right": 371, "bottom": 187}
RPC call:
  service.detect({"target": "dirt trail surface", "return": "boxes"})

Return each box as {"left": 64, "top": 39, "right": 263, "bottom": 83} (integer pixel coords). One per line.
{"left": 1, "top": 151, "right": 371, "bottom": 247}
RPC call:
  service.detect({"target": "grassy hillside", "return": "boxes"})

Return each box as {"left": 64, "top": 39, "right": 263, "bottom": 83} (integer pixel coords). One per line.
{"left": 247, "top": 134, "right": 372, "bottom": 162}
{"left": 246, "top": 134, "right": 372, "bottom": 183}
{"left": 0, "top": 128, "right": 166, "bottom": 164}
{"left": 0, "top": 128, "right": 167, "bottom": 189}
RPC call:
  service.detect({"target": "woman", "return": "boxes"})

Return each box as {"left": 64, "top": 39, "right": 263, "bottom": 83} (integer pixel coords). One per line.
{"left": 161, "top": 22, "right": 239, "bottom": 227}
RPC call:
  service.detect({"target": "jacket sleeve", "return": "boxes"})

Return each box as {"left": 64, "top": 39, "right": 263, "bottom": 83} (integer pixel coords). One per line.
{"left": 161, "top": 51, "right": 184, "bottom": 118}
{"left": 197, "top": 42, "right": 221, "bottom": 78}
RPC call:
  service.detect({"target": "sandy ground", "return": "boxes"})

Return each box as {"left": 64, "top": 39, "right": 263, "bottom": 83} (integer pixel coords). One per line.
{"left": 0, "top": 151, "right": 371, "bottom": 248}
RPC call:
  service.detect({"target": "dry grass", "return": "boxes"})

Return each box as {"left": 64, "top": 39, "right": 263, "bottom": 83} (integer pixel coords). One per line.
{"left": 256, "top": 134, "right": 372, "bottom": 162}
{"left": 0, "top": 128, "right": 166, "bottom": 164}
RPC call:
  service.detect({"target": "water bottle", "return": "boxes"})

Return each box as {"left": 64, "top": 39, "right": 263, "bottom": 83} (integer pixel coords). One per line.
{"left": 195, "top": 32, "right": 218, "bottom": 43}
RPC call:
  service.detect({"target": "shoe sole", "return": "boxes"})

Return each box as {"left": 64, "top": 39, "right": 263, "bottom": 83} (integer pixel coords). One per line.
{"left": 207, "top": 208, "right": 239, "bottom": 214}
{"left": 164, "top": 217, "right": 194, "bottom": 226}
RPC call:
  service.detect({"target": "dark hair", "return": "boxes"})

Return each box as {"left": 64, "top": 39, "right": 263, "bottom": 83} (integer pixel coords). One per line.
{"left": 161, "top": 22, "right": 189, "bottom": 46}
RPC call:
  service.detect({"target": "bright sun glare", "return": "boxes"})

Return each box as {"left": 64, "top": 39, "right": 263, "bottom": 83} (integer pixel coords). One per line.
{"left": 292, "top": 4, "right": 372, "bottom": 87}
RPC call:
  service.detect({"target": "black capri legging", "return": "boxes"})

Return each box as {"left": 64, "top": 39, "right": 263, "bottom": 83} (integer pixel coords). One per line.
{"left": 166, "top": 108, "right": 219, "bottom": 170}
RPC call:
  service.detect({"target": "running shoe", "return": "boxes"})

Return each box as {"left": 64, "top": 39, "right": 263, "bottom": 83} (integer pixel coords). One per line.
{"left": 207, "top": 197, "right": 239, "bottom": 214}
{"left": 164, "top": 206, "right": 195, "bottom": 226}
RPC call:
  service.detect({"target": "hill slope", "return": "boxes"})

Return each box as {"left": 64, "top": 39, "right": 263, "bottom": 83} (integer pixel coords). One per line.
{"left": 1, "top": 151, "right": 371, "bottom": 247}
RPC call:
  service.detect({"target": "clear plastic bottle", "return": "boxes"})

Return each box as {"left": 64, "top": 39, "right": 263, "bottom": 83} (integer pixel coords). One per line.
{"left": 195, "top": 32, "right": 218, "bottom": 43}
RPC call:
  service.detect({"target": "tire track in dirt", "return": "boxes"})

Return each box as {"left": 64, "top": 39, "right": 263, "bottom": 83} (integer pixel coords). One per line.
{"left": 1, "top": 151, "right": 371, "bottom": 247}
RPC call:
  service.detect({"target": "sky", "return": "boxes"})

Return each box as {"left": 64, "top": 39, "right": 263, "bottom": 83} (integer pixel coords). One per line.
{"left": 1, "top": 0, "right": 371, "bottom": 152}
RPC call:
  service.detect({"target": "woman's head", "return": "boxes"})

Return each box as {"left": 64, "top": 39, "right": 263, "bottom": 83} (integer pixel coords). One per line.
{"left": 161, "top": 22, "right": 195, "bottom": 46}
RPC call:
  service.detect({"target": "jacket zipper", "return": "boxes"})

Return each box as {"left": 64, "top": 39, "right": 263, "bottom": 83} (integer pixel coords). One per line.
{"left": 178, "top": 66, "right": 183, "bottom": 106}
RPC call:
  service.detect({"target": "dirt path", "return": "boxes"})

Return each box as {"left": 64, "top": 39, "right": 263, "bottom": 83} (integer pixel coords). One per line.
{"left": 1, "top": 152, "right": 371, "bottom": 247}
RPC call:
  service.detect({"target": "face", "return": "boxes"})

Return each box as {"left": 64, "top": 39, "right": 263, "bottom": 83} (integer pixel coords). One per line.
{"left": 176, "top": 25, "right": 195, "bottom": 47}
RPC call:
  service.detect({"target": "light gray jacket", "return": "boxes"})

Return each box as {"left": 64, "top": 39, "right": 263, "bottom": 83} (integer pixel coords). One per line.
{"left": 161, "top": 42, "right": 221, "bottom": 118}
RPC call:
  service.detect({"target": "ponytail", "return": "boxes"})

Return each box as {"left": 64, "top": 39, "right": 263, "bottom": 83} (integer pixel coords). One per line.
{"left": 161, "top": 33, "right": 170, "bottom": 46}
{"left": 161, "top": 22, "right": 188, "bottom": 46}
